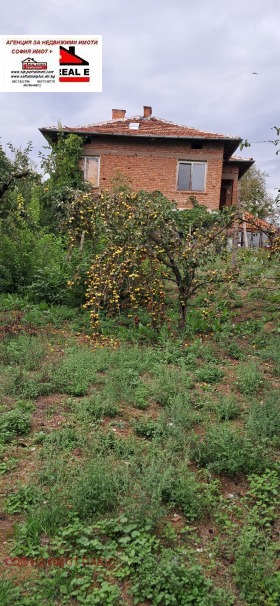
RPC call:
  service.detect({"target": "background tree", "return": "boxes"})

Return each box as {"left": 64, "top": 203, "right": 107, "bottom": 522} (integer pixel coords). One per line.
{"left": 240, "top": 166, "right": 274, "bottom": 219}
{"left": 39, "top": 132, "right": 86, "bottom": 232}
{"left": 0, "top": 139, "right": 87, "bottom": 303}
{"left": 40, "top": 132, "right": 85, "bottom": 190}
{"left": 0, "top": 141, "right": 39, "bottom": 227}
{"left": 240, "top": 128, "right": 280, "bottom": 224}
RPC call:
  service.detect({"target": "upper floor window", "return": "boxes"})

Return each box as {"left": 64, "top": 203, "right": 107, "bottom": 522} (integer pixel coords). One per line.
{"left": 82, "top": 156, "right": 100, "bottom": 187}
{"left": 177, "top": 161, "right": 206, "bottom": 192}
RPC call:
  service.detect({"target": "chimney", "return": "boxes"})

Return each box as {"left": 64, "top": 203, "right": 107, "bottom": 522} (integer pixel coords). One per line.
{"left": 112, "top": 109, "right": 126, "bottom": 120}
{"left": 143, "top": 106, "right": 152, "bottom": 118}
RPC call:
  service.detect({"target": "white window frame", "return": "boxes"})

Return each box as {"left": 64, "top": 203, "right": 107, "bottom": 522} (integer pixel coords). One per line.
{"left": 177, "top": 161, "right": 207, "bottom": 192}
{"left": 82, "top": 156, "right": 100, "bottom": 187}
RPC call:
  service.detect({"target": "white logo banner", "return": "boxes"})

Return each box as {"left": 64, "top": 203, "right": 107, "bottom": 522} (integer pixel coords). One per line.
{"left": 0, "top": 35, "right": 102, "bottom": 92}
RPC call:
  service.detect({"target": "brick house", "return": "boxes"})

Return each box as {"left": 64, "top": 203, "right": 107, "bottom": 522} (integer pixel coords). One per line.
{"left": 40, "top": 106, "right": 254, "bottom": 211}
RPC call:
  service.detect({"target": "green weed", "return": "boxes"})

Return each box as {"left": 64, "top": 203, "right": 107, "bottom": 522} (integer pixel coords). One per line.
{"left": 5, "top": 485, "right": 43, "bottom": 514}
{"left": 246, "top": 391, "right": 280, "bottom": 443}
{"left": 0, "top": 580, "right": 22, "bottom": 606}
{"left": 258, "top": 334, "right": 280, "bottom": 376}
{"left": 74, "top": 395, "right": 120, "bottom": 421}
{"left": 234, "top": 526, "right": 280, "bottom": 605}
{"left": 246, "top": 469, "right": 280, "bottom": 528}
{"left": 190, "top": 425, "right": 268, "bottom": 475}
{"left": 0, "top": 409, "right": 31, "bottom": 443}
{"left": 68, "top": 458, "right": 128, "bottom": 519}
{"left": 149, "top": 364, "right": 194, "bottom": 406}
{"left": 0, "top": 456, "right": 17, "bottom": 474}
{"left": 133, "top": 418, "right": 162, "bottom": 439}
{"left": 227, "top": 342, "right": 245, "bottom": 360}
{"left": 50, "top": 346, "right": 98, "bottom": 395}
{"left": 236, "top": 361, "right": 263, "bottom": 395}
{"left": 129, "top": 548, "right": 233, "bottom": 606}
{"left": 0, "top": 334, "right": 47, "bottom": 370}
{"left": 161, "top": 465, "right": 219, "bottom": 520}
{"left": 42, "top": 427, "right": 79, "bottom": 452}
{"left": 195, "top": 364, "right": 224, "bottom": 384}
{"left": 215, "top": 395, "right": 241, "bottom": 420}
{"left": 1, "top": 367, "right": 53, "bottom": 398}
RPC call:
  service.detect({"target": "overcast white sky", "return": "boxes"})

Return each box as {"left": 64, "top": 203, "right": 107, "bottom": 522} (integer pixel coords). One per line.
{"left": 1, "top": 0, "right": 279, "bottom": 194}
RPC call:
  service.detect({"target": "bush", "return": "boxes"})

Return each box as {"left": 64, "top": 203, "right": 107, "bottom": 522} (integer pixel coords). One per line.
{"left": 76, "top": 395, "right": 120, "bottom": 420}
{"left": 0, "top": 227, "right": 37, "bottom": 292}
{"left": 190, "top": 425, "right": 268, "bottom": 476}
{"left": 234, "top": 526, "right": 280, "bottom": 605}
{"left": 161, "top": 465, "right": 219, "bottom": 520}
{"left": 195, "top": 364, "right": 224, "bottom": 384}
{"left": 130, "top": 548, "right": 233, "bottom": 606}
{"left": 69, "top": 458, "right": 127, "bottom": 519}
{"left": 26, "top": 235, "right": 89, "bottom": 306}
{"left": 246, "top": 391, "right": 280, "bottom": 443}
{"left": 149, "top": 364, "right": 194, "bottom": 407}
{"left": 236, "top": 361, "right": 263, "bottom": 395}
{"left": 215, "top": 395, "right": 241, "bottom": 420}
{"left": 0, "top": 409, "right": 31, "bottom": 443}
{"left": 0, "top": 225, "right": 90, "bottom": 306}
{"left": 133, "top": 418, "right": 163, "bottom": 439}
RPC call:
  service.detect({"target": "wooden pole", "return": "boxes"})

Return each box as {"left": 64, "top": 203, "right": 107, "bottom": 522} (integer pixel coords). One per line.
{"left": 231, "top": 188, "right": 241, "bottom": 268}
{"left": 242, "top": 213, "right": 249, "bottom": 249}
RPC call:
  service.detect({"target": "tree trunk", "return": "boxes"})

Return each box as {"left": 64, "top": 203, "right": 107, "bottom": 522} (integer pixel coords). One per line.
{"left": 178, "top": 285, "right": 187, "bottom": 332}
{"left": 79, "top": 230, "right": 85, "bottom": 252}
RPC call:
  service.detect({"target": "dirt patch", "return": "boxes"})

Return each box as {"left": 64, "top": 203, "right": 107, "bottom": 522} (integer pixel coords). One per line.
{"left": 0, "top": 312, "right": 37, "bottom": 338}
{"left": 32, "top": 394, "right": 70, "bottom": 431}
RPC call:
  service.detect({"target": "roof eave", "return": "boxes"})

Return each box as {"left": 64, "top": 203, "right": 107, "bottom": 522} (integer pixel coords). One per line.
{"left": 227, "top": 158, "right": 255, "bottom": 179}
{"left": 39, "top": 127, "right": 241, "bottom": 157}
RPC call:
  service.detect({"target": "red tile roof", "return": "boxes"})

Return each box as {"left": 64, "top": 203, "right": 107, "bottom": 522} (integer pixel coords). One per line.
{"left": 242, "top": 212, "right": 278, "bottom": 232}
{"left": 41, "top": 115, "right": 241, "bottom": 142}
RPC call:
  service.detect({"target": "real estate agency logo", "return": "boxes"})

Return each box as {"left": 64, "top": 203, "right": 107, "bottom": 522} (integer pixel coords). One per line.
{"left": 22, "top": 58, "right": 47, "bottom": 70}
{"left": 59, "top": 45, "right": 90, "bottom": 82}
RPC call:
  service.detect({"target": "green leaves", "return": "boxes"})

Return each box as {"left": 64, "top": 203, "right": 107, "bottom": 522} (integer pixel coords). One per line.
{"left": 76, "top": 188, "right": 232, "bottom": 335}
{"left": 0, "top": 409, "right": 31, "bottom": 444}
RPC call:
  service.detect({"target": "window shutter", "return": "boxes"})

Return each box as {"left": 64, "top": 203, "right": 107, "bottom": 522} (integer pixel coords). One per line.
{"left": 85, "top": 157, "right": 99, "bottom": 186}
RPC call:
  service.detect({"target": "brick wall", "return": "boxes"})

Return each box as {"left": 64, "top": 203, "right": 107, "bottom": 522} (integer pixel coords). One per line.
{"left": 222, "top": 164, "right": 239, "bottom": 206}
{"left": 82, "top": 137, "right": 225, "bottom": 210}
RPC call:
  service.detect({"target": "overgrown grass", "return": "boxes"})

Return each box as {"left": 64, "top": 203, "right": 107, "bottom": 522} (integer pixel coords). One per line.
{"left": 0, "top": 252, "right": 279, "bottom": 605}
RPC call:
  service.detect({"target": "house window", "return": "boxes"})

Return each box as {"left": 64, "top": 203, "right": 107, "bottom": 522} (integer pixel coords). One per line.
{"left": 83, "top": 156, "right": 100, "bottom": 187}
{"left": 177, "top": 161, "right": 206, "bottom": 191}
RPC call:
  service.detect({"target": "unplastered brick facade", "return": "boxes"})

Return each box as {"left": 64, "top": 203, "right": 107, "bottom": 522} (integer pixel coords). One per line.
{"left": 40, "top": 107, "right": 254, "bottom": 211}
{"left": 81, "top": 137, "right": 225, "bottom": 210}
